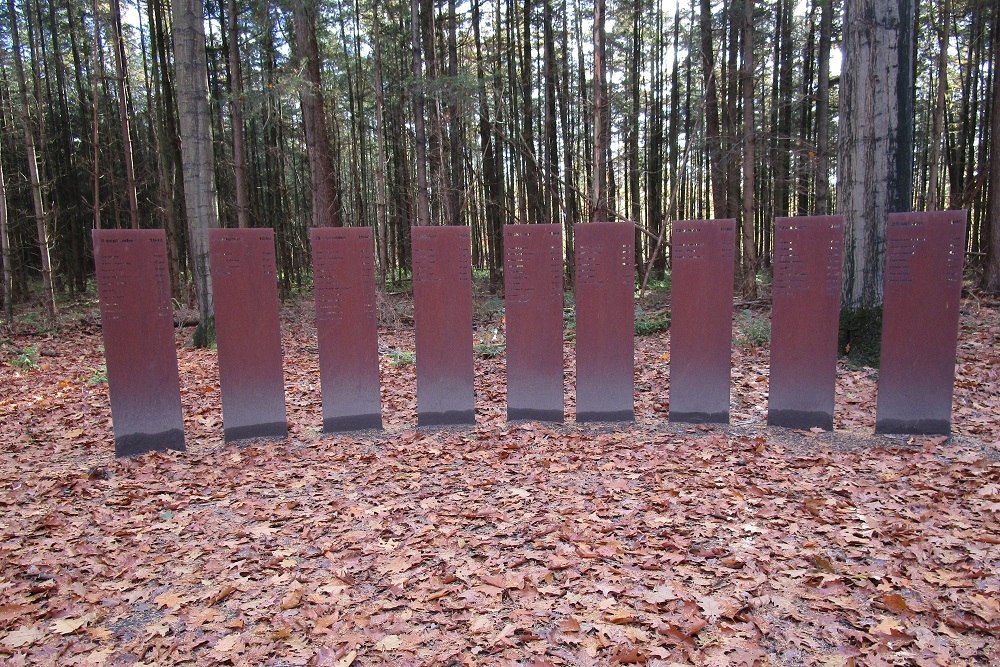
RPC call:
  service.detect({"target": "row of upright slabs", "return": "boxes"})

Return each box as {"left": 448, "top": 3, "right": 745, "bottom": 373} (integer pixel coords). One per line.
{"left": 93, "top": 211, "right": 968, "bottom": 457}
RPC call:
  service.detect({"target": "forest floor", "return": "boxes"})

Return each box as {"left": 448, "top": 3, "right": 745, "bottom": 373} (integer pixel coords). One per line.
{"left": 0, "top": 286, "right": 998, "bottom": 666}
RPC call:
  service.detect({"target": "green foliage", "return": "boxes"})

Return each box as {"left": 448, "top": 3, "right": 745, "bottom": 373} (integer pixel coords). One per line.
{"left": 474, "top": 295, "right": 504, "bottom": 321}
{"left": 386, "top": 350, "right": 415, "bottom": 367}
{"left": 10, "top": 345, "right": 39, "bottom": 371}
{"left": 88, "top": 364, "right": 108, "bottom": 386}
{"left": 839, "top": 306, "right": 882, "bottom": 367}
{"left": 735, "top": 309, "right": 771, "bottom": 348}
{"left": 634, "top": 312, "right": 671, "bottom": 336}
{"left": 17, "top": 311, "right": 43, "bottom": 333}
{"left": 474, "top": 341, "right": 505, "bottom": 359}
{"left": 642, "top": 275, "right": 672, "bottom": 292}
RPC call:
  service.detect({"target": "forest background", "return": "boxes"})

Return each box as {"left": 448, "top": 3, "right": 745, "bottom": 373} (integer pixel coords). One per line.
{"left": 0, "top": 0, "right": 997, "bottom": 338}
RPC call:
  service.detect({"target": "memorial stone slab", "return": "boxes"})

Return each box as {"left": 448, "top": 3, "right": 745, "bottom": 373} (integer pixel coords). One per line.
{"left": 412, "top": 226, "right": 475, "bottom": 427}
{"left": 93, "top": 229, "right": 185, "bottom": 457}
{"left": 504, "top": 224, "right": 564, "bottom": 422}
{"left": 209, "top": 228, "right": 287, "bottom": 442}
{"left": 876, "top": 210, "right": 967, "bottom": 435}
{"left": 768, "top": 215, "right": 844, "bottom": 430}
{"left": 574, "top": 223, "right": 635, "bottom": 422}
{"left": 312, "top": 227, "right": 383, "bottom": 432}
{"left": 669, "top": 219, "right": 736, "bottom": 424}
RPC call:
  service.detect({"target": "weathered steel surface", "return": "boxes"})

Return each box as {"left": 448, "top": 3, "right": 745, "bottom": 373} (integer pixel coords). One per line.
{"left": 574, "top": 223, "right": 635, "bottom": 422}
{"left": 768, "top": 215, "right": 845, "bottom": 430}
{"left": 412, "top": 226, "right": 475, "bottom": 427}
{"left": 209, "top": 228, "right": 287, "bottom": 442}
{"left": 93, "top": 229, "right": 185, "bottom": 457}
{"left": 504, "top": 224, "right": 564, "bottom": 422}
{"left": 669, "top": 219, "right": 736, "bottom": 424}
{"left": 876, "top": 210, "right": 967, "bottom": 435}
{"left": 312, "top": 227, "right": 383, "bottom": 432}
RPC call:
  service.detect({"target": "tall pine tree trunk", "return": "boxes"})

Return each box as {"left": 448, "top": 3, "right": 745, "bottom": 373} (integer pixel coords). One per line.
{"left": 410, "top": 0, "right": 431, "bottom": 227}
{"left": 740, "top": 0, "right": 758, "bottom": 298}
{"left": 227, "top": 0, "right": 250, "bottom": 228}
{"left": 838, "top": 0, "right": 915, "bottom": 363}
{"left": 111, "top": 0, "right": 140, "bottom": 229}
{"left": 815, "top": 0, "right": 833, "bottom": 214}
{"left": 7, "top": 0, "right": 56, "bottom": 321}
{"left": 372, "top": 15, "right": 390, "bottom": 281}
{"left": 591, "top": 0, "right": 609, "bottom": 222}
{"left": 293, "top": 0, "right": 341, "bottom": 228}
{"left": 926, "top": 0, "right": 950, "bottom": 211}
{"left": 0, "top": 137, "right": 11, "bottom": 321}
{"left": 173, "top": 0, "right": 220, "bottom": 346}
{"left": 982, "top": 6, "right": 1000, "bottom": 292}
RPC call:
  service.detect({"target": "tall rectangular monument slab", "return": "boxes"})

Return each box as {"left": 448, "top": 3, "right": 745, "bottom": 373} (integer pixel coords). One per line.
{"left": 312, "top": 227, "right": 383, "bottom": 432}
{"left": 93, "top": 229, "right": 185, "bottom": 457}
{"left": 209, "top": 228, "right": 287, "bottom": 442}
{"left": 412, "top": 226, "right": 475, "bottom": 427}
{"left": 504, "top": 224, "right": 564, "bottom": 422}
{"left": 768, "top": 215, "right": 844, "bottom": 430}
{"left": 876, "top": 210, "right": 967, "bottom": 435}
{"left": 669, "top": 219, "right": 736, "bottom": 424}
{"left": 574, "top": 223, "right": 635, "bottom": 422}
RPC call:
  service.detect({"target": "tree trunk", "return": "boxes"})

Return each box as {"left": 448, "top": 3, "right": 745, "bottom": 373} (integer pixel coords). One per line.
{"left": 447, "top": 0, "right": 464, "bottom": 226}
{"left": 227, "top": 0, "right": 249, "bottom": 228}
{"left": 591, "top": 0, "right": 609, "bottom": 222}
{"left": 372, "top": 15, "right": 390, "bottom": 281}
{"left": 91, "top": 0, "right": 103, "bottom": 231}
{"left": 926, "top": 0, "right": 950, "bottom": 211}
{"left": 740, "top": 0, "right": 758, "bottom": 298}
{"left": 7, "top": 0, "right": 56, "bottom": 321}
{"left": 292, "top": 0, "right": 341, "bottom": 228}
{"left": 0, "top": 136, "right": 12, "bottom": 321}
{"left": 700, "top": 0, "right": 728, "bottom": 219}
{"left": 838, "top": 0, "right": 916, "bottom": 364}
{"left": 982, "top": 6, "right": 1000, "bottom": 292}
{"left": 815, "top": 0, "right": 832, "bottom": 214}
{"left": 473, "top": 0, "right": 504, "bottom": 289}
{"left": 410, "top": 0, "right": 431, "bottom": 227}
{"left": 111, "top": 0, "right": 140, "bottom": 229}
{"left": 629, "top": 0, "right": 642, "bottom": 269}
{"left": 173, "top": 0, "right": 220, "bottom": 347}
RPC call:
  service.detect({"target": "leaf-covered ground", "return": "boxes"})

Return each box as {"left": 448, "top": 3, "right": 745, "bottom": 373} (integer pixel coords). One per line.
{"left": 1, "top": 294, "right": 998, "bottom": 666}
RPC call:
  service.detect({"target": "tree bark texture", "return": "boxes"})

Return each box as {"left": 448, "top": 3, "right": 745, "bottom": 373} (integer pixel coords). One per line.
{"left": 982, "top": 7, "right": 1000, "bottom": 292}
{"left": 293, "top": 0, "right": 341, "bottom": 228}
{"left": 173, "top": 0, "right": 220, "bottom": 346}
{"left": 6, "top": 0, "right": 56, "bottom": 320}
{"left": 839, "top": 0, "right": 915, "bottom": 312}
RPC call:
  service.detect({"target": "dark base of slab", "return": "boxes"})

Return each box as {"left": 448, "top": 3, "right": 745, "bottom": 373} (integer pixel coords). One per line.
{"left": 418, "top": 410, "right": 476, "bottom": 428}
{"left": 115, "top": 429, "right": 186, "bottom": 458}
{"left": 576, "top": 410, "right": 634, "bottom": 423}
{"left": 324, "top": 413, "right": 383, "bottom": 433}
{"left": 768, "top": 409, "right": 834, "bottom": 431}
{"left": 224, "top": 421, "right": 288, "bottom": 443}
{"left": 669, "top": 410, "right": 729, "bottom": 425}
{"left": 875, "top": 418, "right": 951, "bottom": 436}
{"left": 507, "top": 407, "right": 564, "bottom": 423}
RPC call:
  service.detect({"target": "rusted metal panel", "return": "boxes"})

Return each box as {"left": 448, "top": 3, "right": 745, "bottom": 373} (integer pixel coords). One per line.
{"left": 768, "top": 215, "right": 845, "bottom": 430}
{"left": 93, "top": 229, "right": 185, "bottom": 457}
{"left": 504, "top": 224, "right": 564, "bottom": 422}
{"left": 209, "top": 228, "right": 287, "bottom": 442}
{"left": 876, "top": 210, "right": 967, "bottom": 435}
{"left": 574, "top": 223, "right": 635, "bottom": 422}
{"left": 312, "top": 227, "right": 383, "bottom": 432}
{"left": 412, "top": 226, "right": 475, "bottom": 427}
{"left": 669, "top": 219, "right": 736, "bottom": 424}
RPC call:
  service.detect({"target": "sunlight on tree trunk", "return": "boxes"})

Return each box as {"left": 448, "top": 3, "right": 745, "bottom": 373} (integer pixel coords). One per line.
{"left": 838, "top": 0, "right": 915, "bottom": 364}
{"left": 173, "top": 0, "right": 219, "bottom": 347}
